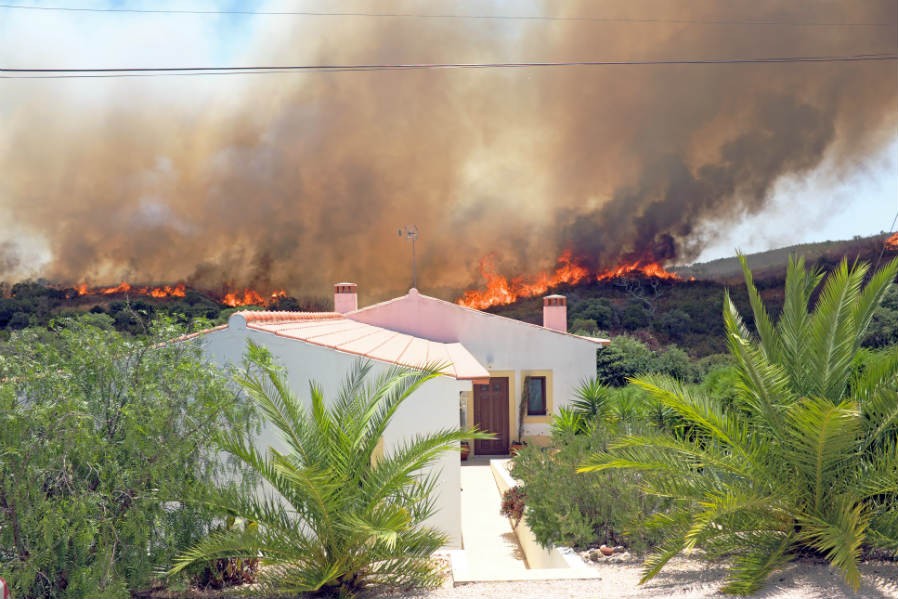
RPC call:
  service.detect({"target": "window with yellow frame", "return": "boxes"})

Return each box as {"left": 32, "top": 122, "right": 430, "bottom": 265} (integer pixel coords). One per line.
{"left": 520, "top": 370, "right": 553, "bottom": 423}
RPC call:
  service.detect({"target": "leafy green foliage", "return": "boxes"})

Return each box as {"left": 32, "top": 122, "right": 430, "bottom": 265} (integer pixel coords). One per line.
{"left": 621, "top": 300, "right": 652, "bottom": 331}
{"left": 170, "top": 344, "right": 489, "bottom": 598}
{"left": 862, "top": 285, "right": 898, "bottom": 348}
{"left": 581, "top": 256, "right": 898, "bottom": 595}
{"left": 511, "top": 427, "right": 665, "bottom": 551}
{"left": 190, "top": 518, "right": 260, "bottom": 590}
{"left": 595, "top": 335, "right": 701, "bottom": 386}
{"left": 0, "top": 316, "right": 255, "bottom": 598}
{"left": 569, "top": 298, "right": 617, "bottom": 330}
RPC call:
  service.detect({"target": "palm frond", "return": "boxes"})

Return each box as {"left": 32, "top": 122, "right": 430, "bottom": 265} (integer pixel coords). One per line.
{"left": 723, "top": 293, "right": 793, "bottom": 438}
{"left": 806, "top": 258, "right": 867, "bottom": 402}
{"left": 777, "top": 255, "right": 823, "bottom": 393}
{"left": 630, "top": 375, "right": 759, "bottom": 466}
{"left": 782, "top": 397, "right": 860, "bottom": 511}
{"left": 719, "top": 532, "right": 793, "bottom": 596}
{"left": 738, "top": 253, "right": 782, "bottom": 363}
{"left": 795, "top": 499, "right": 871, "bottom": 590}
{"left": 851, "top": 257, "right": 898, "bottom": 353}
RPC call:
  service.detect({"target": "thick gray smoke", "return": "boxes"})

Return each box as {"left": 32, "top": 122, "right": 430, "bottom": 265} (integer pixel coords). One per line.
{"left": 0, "top": 0, "right": 895, "bottom": 300}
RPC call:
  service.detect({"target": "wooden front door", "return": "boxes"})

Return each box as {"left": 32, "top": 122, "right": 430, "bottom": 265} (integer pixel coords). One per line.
{"left": 473, "top": 377, "right": 509, "bottom": 455}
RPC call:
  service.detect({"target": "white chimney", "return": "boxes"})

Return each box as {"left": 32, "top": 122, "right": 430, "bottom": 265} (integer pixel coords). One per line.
{"left": 543, "top": 294, "right": 567, "bottom": 332}
{"left": 334, "top": 282, "right": 358, "bottom": 313}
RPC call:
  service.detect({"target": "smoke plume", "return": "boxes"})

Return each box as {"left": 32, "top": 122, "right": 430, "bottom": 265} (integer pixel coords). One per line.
{"left": 1, "top": 0, "right": 895, "bottom": 300}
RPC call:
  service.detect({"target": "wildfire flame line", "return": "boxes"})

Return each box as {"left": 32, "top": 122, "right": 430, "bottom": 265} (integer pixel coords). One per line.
{"left": 457, "top": 249, "right": 684, "bottom": 310}
{"left": 886, "top": 232, "right": 898, "bottom": 250}
{"left": 72, "top": 282, "right": 287, "bottom": 307}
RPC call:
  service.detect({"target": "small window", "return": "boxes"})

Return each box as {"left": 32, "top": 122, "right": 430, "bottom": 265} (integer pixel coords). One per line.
{"left": 526, "top": 376, "right": 546, "bottom": 416}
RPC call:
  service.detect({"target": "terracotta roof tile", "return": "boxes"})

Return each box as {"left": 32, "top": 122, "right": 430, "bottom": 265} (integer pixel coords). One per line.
{"left": 240, "top": 314, "right": 489, "bottom": 380}
{"left": 235, "top": 310, "right": 342, "bottom": 324}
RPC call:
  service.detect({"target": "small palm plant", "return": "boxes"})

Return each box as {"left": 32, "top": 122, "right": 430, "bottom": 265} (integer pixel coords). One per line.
{"left": 170, "top": 343, "right": 489, "bottom": 598}
{"left": 571, "top": 376, "right": 614, "bottom": 421}
{"left": 581, "top": 255, "right": 898, "bottom": 595}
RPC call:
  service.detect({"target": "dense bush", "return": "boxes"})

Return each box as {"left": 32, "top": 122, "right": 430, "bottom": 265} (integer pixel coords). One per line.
{"left": 569, "top": 298, "right": 617, "bottom": 330}
{"left": 863, "top": 285, "right": 898, "bottom": 347}
{"left": 595, "top": 335, "right": 701, "bottom": 386}
{"left": 0, "top": 317, "right": 256, "bottom": 598}
{"left": 511, "top": 427, "right": 665, "bottom": 551}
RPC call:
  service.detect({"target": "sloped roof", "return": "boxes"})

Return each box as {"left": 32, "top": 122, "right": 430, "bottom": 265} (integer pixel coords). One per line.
{"left": 348, "top": 288, "right": 610, "bottom": 345}
{"left": 229, "top": 311, "right": 489, "bottom": 381}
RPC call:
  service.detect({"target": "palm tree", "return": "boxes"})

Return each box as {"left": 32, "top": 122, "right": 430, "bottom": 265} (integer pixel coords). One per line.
{"left": 169, "top": 342, "right": 489, "bottom": 598}
{"left": 581, "top": 255, "right": 898, "bottom": 595}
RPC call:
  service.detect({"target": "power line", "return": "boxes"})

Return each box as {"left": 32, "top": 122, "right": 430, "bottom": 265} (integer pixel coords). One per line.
{"left": 2, "top": 53, "right": 895, "bottom": 79}
{"left": 0, "top": 2, "right": 895, "bottom": 27}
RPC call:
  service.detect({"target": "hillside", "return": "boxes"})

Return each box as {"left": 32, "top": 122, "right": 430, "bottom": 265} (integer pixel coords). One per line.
{"left": 673, "top": 232, "right": 895, "bottom": 281}
{"left": 1, "top": 233, "right": 896, "bottom": 352}
{"left": 488, "top": 232, "right": 898, "bottom": 357}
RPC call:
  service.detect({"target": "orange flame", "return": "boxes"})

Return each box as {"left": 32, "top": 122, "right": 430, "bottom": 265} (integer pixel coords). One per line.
{"left": 595, "top": 260, "right": 681, "bottom": 282}
{"left": 221, "top": 288, "right": 288, "bottom": 307}
{"left": 73, "top": 281, "right": 284, "bottom": 307}
{"left": 457, "top": 249, "right": 590, "bottom": 310}
{"left": 886, "top": 232, "right": 898, "bottom": 250}
{"left": 458, "top": 250, "right": 684, "bottom": 310}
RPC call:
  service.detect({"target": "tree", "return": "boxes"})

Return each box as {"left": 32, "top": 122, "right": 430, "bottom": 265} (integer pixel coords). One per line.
{"left": 170, "top": 344, "right": 489, "bottom": 598}
{"left": 621, "top": 300, "right": 652, "bottom": 331}
{"left": 656, "top": 308, "right": 691, "bottom": 341}
{"left": 0, "top": 316, "right": 255, "bottom": 598}
{"left": 581, "top": 255, "right": 898, "bottom": 595}
{"left": 571, "top": 298, "right": 617, "bottom": 330}
{"left": 595, "top": 335, "right": 654, "bottom": 386}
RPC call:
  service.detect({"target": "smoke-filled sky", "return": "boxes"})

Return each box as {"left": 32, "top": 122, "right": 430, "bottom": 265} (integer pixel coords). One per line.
{"left": 1, "top": 0, "right": 896, "bottom": 299}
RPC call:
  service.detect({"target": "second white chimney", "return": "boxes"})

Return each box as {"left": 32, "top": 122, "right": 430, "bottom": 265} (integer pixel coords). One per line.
{"left": 334, "top": 282, "right": 358, "bottom": 313}
{"left": 543, "top": 294, "right": 567, "bottom": 332}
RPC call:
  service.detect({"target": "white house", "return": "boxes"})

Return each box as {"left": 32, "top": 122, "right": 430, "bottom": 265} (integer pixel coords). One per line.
{"left": 196, "top": 283, "right": 608, "bottom": 548}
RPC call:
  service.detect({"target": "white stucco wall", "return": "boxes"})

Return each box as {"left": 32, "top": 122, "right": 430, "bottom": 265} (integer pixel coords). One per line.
{"left": 350, "top": 291, "right": 599, "bottom": 440}
{"left": 196, "top": 324, "right": 466, "bottom": 548}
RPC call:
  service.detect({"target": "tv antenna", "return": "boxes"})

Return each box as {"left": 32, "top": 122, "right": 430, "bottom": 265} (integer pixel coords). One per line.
{"left": 399, "top": 224, "right": 419, "bottom": 289}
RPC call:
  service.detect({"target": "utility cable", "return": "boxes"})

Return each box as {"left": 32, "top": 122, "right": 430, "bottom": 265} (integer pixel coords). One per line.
{"left": 2, "top": 53, "right": 896, "bottom": 79}
{"left": 0, "top": 2, "right": 894, "bottom": 27}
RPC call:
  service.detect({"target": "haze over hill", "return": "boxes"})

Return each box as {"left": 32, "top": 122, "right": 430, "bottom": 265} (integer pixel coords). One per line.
{"left": 674, "top": 231, "right": 897, "bottom": 281}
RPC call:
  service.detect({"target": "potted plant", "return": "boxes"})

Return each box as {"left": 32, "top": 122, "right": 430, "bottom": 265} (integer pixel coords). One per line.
{"left": 460, "top": 441, "right": 470, "bottom": 461}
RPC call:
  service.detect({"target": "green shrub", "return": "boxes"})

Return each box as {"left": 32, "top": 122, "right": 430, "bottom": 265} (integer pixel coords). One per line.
{"left": 0, "top": 316, "right": 256, "bottom": 598}
{"left": 511, "top": 428, "right": 664, "bottom": 551}
{"left": 595, "top": 335, "right": 654, "bottom": 386}
{"left": 571, "top": 318, "right": 598, "bottom": 334}
{"left": 596, "top": 336, "right": 702, "bottom": 386}
{"left": 862, "top": 285, "right": 898, "bottom": 347}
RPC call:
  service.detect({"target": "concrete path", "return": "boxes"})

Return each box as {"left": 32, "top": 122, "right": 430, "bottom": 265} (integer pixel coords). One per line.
{"left": 451, "top": 456, "right": 529, "bottom": 582}
{"left": 449, "top": 456, "right": 602, "bottom": 583}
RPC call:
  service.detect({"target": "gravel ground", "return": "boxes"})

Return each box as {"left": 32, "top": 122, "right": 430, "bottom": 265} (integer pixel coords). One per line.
{"left": 368, "top": 556, "right": 898, "bottom": 599}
